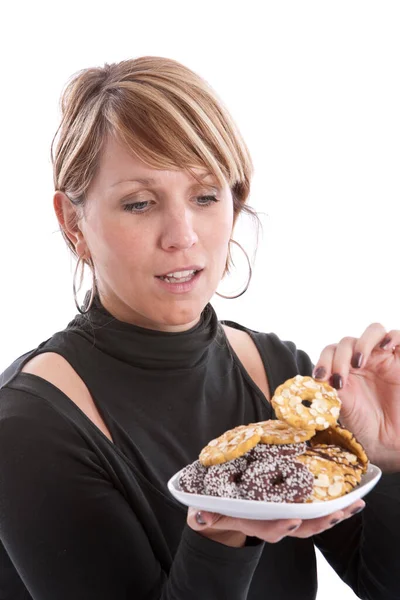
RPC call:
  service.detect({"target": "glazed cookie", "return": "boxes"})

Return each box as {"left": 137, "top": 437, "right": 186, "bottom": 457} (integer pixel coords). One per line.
{"left": 310, "top": 425, "right": 369, "bottom": 473}
{"left": 272, "top": 375, "right": 341, "bottom": 431}
{"left": 199, "top": 423, "right": 261, "bottom": 467}
{"left": 308, "top": 444, "right": 363, "bottom": 473}
{"left": 239, "top": 456, "right": 314, "bottom": 503}
{"left": 253, "top": 419, "right": 316, "bottom": 445}
{"left": 304, "top": 445, "right": 363, "bottom": 493}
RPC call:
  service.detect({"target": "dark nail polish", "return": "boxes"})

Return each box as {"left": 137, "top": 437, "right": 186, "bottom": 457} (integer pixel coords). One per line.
{"left": 380, "top": 336, "right": 392, "bottom": 349}
{"left": 351, "top": 352, "right": 363, "bottom": 369}
{"left": 330, "top": 518, "right": 340, "bottom": 525}
{"left": 195, "top": 511, "right": 207, "bottom": 525}
{"left": 351, "top": 506, "right": 365, "bottom": 515}
{"left": 314, "top": 367, "right": 326, "bottom": 379}
{"left": 331, "top": 373, "right": 343, "bottom": 389}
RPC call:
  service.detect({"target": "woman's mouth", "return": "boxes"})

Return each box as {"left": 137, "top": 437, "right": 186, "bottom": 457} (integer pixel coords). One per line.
{"left": 155, "top": 269, "right": 204, "bottom": 294}
{"left": 157, "top": 269, "right": 199, "bottom": 283}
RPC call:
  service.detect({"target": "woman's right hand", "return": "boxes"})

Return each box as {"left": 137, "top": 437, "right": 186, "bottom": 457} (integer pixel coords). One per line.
{"left": 187, "top": 499, "right": 365, "bottom": 548}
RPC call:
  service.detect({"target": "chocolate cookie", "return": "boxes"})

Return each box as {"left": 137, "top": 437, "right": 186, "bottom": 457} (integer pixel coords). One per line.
{"left": 203, "top": 457, "right": 248, "bottom": 499}
{"left": 179, "top": 460, "right": 207, "bottom": 494}
{"left": 240, "top": 457, "right": 314, "bottom": 503}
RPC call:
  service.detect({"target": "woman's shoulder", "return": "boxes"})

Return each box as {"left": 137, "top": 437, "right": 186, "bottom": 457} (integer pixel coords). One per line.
{"left": 220, "top": 319, "right": 314, "bottom": 383}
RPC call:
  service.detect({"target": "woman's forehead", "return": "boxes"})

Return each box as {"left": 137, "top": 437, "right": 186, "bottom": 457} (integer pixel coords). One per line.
{"left": 97, "top": 136, "right": 217, "bottom": 189}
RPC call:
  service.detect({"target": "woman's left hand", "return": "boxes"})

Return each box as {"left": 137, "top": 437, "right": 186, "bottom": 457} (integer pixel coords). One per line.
{"left": 313, "top": 324, "right": 400, "bottom": 472}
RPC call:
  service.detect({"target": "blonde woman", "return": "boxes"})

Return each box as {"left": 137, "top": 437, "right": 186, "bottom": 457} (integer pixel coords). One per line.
{"left": 0, "top": 56, "right": 399, "bottom": 600}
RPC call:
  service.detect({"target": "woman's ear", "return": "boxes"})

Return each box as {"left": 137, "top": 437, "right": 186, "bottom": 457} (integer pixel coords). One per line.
{"left": 53, "top": 191, "right": 86, "bottom": 254}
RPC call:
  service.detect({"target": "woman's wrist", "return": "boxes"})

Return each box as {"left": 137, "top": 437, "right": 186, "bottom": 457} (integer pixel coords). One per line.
{"left": 197, "top": 528, "right": 247, "bottom": 548}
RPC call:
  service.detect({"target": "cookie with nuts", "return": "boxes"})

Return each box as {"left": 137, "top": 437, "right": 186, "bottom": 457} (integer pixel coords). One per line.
{"left": 253, "top": 419, "right": 316, "bottom": 445}
{"left": 309, "top": 424, "right": 369, "bottom": 473}
{"left": 295, "top": 452, "right": 350, "bottom": 502}
{"left": 199, "top": 423, "right": 261, "bottom": 467}
{"left": 271, "top": 375, "right": 342, "bottom": 431}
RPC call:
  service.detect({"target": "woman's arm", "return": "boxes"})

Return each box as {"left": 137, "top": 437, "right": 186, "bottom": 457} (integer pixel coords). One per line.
{"left": 0, "top": 388, "right": 264, "bottom": 600}
{"left": 313, "top": 471, "right": 400, "bottom": 600}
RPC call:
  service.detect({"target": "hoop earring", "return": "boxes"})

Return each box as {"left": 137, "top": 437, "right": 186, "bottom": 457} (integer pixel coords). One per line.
{"left": 216, "top": 239, "right": 252, "bottom": 299}
{"left": 73, "top": 255, "right": 96, "bottom": 314}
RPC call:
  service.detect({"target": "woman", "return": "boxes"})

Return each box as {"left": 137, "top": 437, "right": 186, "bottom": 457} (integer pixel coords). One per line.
{"left": 0, "top": 56, "right": 399, "bottom": 600}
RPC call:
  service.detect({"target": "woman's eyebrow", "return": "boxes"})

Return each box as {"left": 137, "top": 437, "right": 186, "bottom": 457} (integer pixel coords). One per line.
{"left": 109, "top": 172, "right": 214, "bottom": 188}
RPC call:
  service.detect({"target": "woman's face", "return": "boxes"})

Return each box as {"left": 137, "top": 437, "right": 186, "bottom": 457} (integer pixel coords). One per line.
{"left": 69, "top": 135, "right": 234, "bottom": 331}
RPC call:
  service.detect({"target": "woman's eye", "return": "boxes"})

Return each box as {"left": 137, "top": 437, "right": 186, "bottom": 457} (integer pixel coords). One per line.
{"left": 123, "top": 195, "right": 219, "bottom": 213}
{"left": 196, "top": 195, "right": 219, "bottom": 207}
{"left": 123, "top": 201, "right": 150, "bottom": 213}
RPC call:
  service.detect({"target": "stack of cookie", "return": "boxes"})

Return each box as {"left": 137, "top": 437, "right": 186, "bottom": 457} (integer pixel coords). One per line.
{"left": 179, "top": 375, "right": 369, "bottom": 503}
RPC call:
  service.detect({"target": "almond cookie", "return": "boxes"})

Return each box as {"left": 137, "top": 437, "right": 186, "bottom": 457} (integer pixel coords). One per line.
{"left": 308, "top": 444, "right": 363, "bottom": 474}
{"left": 303, "top": 445, "right": 363, "bottom": 493}
{"left": 272, "top": 375, "right": 341, "bottom": 431}
{"left": 199, "top": 423, "right": 261, "bottom": 467}
{"left": 309, "top": 424, "right": 369, "bottom": 473}
{"left": 252, "top": 419, "right": 316, "bottom": 445}
{"left": 295, "top": 452, "right": 348, "bottom": 502}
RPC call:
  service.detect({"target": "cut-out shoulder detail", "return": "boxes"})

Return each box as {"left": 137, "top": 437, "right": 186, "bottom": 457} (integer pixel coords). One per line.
{"left": 21, "top": 352, "right": 114, "bottom": 443}
{"left": 222, "top": 325, "right": 271, "bottom": 403}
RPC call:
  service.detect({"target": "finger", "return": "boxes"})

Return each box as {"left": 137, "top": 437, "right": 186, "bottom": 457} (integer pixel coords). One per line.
{"left": 313, "top": 339, "right": 356, "bottom": 389}
{"left": 187, "top": 508, "right": 303, "bottom": 543}
{"left": 187, "top": 508, "right": 222, "bottom": 529}
{"left": 341, "top": 500, "right": 366, "bottom": 518}
{"left": 374, "top": 329, "right": 400, "bottom": 353}
{"left": 313, "top": 344, "right": 337, "bottom": 381}
{"left": 330, "top": 336, "right": 358, "bottom": 389}
{"left": 350, "top": 322, "right": 388, "bottom": 372}
{"left": 295, "top": 499, "right": 366, "bottom": 538}
{"left": 207, "top": 514, "right": 304, "bottom": 544}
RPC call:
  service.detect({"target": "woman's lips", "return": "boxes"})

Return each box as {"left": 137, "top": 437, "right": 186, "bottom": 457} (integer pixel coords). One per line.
{"left": 154, "top": 269, "right": 203, "bottom": 294}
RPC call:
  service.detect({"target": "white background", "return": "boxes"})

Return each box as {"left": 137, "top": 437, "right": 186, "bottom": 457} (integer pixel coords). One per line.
{"left": 1, "top": 1, "right": 399, "bottom": 597}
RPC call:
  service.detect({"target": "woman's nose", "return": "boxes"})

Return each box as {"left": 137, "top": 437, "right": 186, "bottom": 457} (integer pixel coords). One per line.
{"left": 160, "top": 209, "right": 199, "bottom": 251}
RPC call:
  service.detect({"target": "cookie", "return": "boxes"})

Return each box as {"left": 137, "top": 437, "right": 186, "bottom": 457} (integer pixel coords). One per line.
{"left": 179, "top": 460, "right": 207, "bottom": 494}
{"left": 303, "top": 445, "right": 363, "bottom": 492}
{"left": 309, "top": 424, "right": 369, "bottom": 473}
{"left": 254, "top": 419, "right": 316, "bottom": 444}
{"left": 272, "top": 375, "right": 341, "bottom": 431}
{"left": 199, "top": 423, "right": 261, "bottom": 467}
{"left": 295, "top": 452, "right": 349, "bottom": 502}
{"left": 245, "top": 441, "right": 308, "bottom": 462}
{"left": 239, "top": 456, "right": 314, "bottom": 503}
{"left": 203, "top": 457, "right": 248, "bottom": 499}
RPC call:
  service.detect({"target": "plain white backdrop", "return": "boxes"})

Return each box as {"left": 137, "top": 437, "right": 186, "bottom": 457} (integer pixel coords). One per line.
{"left": 1, "top": 1, "right": 399, "bottom": 598}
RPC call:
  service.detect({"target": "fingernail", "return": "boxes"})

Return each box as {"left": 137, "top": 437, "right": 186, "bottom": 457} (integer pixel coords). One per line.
{"left": 314, "top": 367, "right": 326, "bottom": 379}
{"left": 288, "top": 524, "right": 300, "bottom": 531}
{"left": 380, "top": 336, "right": 392, "bottom": 349}
{"left": 331, "top": 373, "right": 343, "bottom": 389}
{"left": 195, "top": 511, "right": 207, "bottom": 525}
{"left": 330, "top": 518, "right": 341, "bottom": 525}
{"left": 351, "top": 506, "right": 365, "bottom": 515}
{"left": 351, "top": 352, "right": 363, "bottom": 369}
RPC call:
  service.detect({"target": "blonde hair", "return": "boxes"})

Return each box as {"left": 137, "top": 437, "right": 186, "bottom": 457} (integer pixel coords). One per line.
{"left": 51, "top": 56, "right": 260, "bottom": 275}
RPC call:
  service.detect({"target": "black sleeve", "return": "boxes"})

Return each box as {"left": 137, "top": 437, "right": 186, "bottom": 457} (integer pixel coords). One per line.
{"left": 313, "top": 472, "right": 400, "bottom": 600}
{"left": 0, "top": 388, "right": 263, "bottom": 600}
{"left": 279, "top": 336, "right": 400, "bottom": 599}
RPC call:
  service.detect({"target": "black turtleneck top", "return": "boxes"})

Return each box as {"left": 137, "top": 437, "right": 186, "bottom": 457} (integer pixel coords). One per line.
{"left": 0, "top": 297, "right": 399, "bottom": 600}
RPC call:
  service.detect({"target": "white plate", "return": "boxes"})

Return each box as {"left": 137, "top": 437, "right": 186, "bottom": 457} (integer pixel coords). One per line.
{"left": 167, "top": 463, "right": 382, "bottom": 520}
